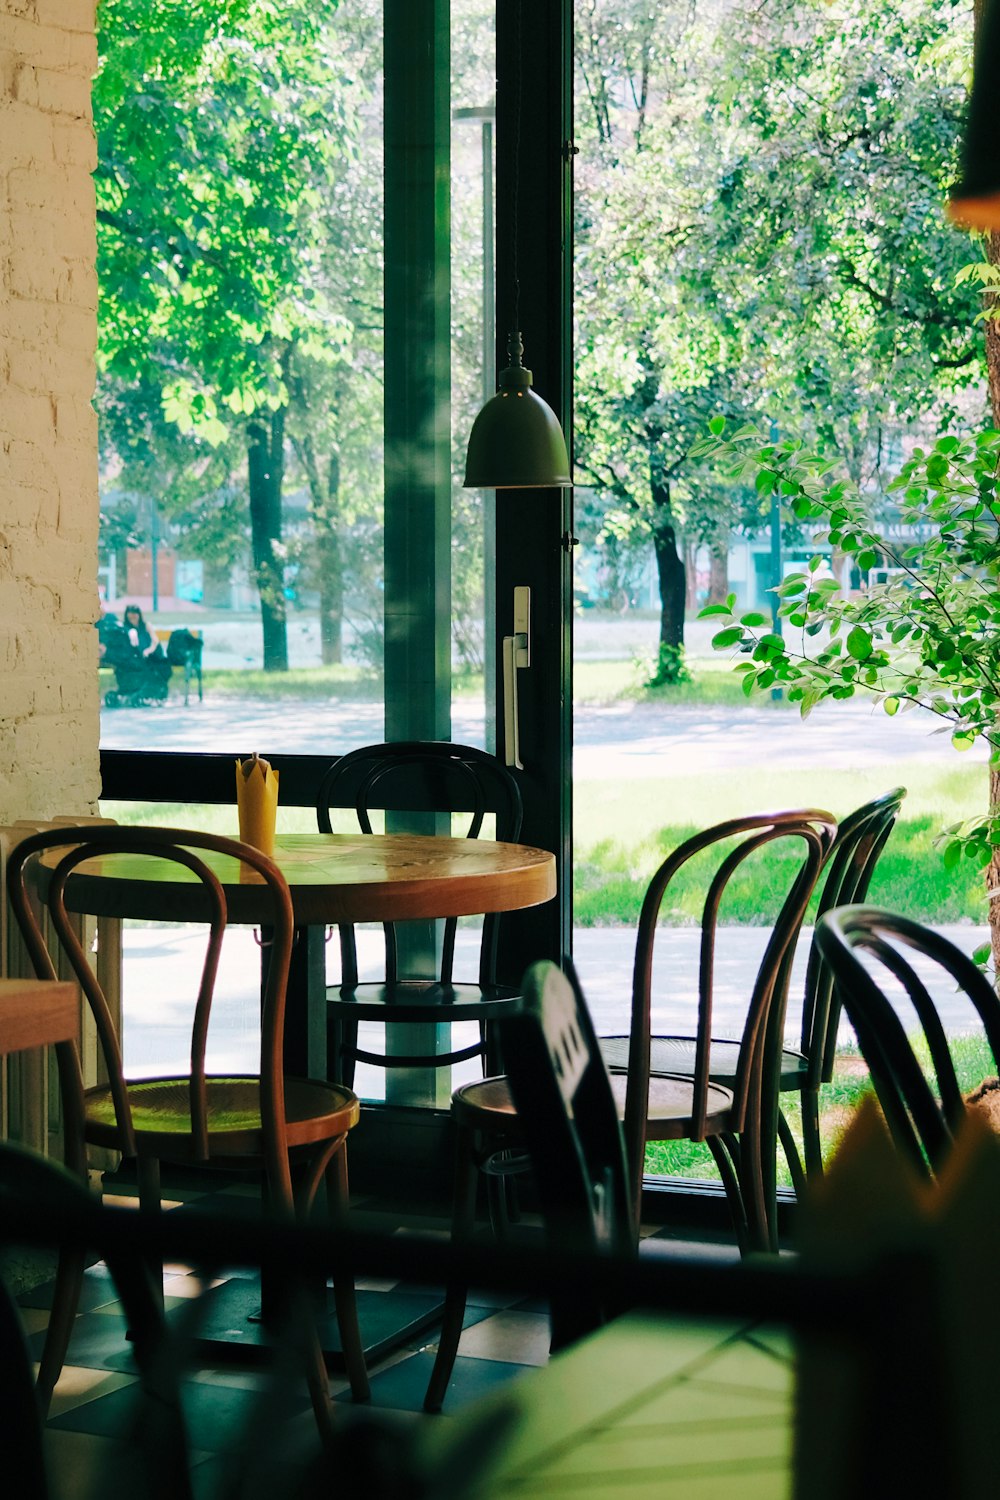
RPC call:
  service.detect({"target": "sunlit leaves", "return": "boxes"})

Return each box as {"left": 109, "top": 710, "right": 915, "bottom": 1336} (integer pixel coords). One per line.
{"left": 695, "top": 426, "right": 1000, "bottom": 783}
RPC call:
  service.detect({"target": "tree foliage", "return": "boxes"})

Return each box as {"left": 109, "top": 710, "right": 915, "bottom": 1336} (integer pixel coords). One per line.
{"left": 94, "top": 0, "right": 373, "bottom": 667}
{"left": 696, "top": 420, "right": 1000, "bottom": 882}
{"left": 573, "top": 0, "right": 976, "bottom": 676}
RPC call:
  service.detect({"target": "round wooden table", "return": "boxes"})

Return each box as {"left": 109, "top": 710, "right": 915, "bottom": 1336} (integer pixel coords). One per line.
{"left": 57, "top": 831, "right": 557, "bottom": 928}
{"left": 48, "top": 829, "right": 557, "bottom": 1367}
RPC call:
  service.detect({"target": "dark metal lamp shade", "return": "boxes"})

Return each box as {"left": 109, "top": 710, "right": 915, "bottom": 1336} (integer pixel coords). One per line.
{"left": 464, "top": 333, "right": 571, "bottom": 489}
{"left": 948, "top": 0, "right": 1000, "bottom": 230}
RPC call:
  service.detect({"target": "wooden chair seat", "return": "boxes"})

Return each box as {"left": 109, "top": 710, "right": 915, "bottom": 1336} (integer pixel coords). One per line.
{"left": 328, "top": 978, "right": 522, "bottom": 1024}
{"left": 451, "top": 1071, "right": 736, "bottom": 1147}
{"left": 600, "top": 1034, "right": 809, "bottom": 1091}
{"left": 83, "top": 1077, "right": 360, "bottom": 1156}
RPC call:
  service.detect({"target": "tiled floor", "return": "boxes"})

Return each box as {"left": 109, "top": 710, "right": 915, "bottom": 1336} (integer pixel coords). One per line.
{"left": 20, "top": 1182, "right": 560, "bottom": 1499}
{"left": 19, "top": 1176, "right": 742, "bottom": 1498}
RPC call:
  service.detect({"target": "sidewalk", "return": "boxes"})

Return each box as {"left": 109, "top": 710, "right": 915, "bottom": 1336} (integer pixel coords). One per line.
{"left": 121, "top": 921, "right": 991, "bottom": 1101}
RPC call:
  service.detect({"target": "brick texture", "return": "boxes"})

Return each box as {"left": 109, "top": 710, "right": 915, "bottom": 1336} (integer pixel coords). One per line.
{"left": 0, "top": 0, "right": 99, "bottom": 822}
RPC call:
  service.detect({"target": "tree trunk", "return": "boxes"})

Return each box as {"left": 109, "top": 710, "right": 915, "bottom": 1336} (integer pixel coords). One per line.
{"left": 708, "top": 541, "right": 729, "bottom": 605}
{"left": 317, "top": 450, "right": 345, "bottom": 666}
{"left": 684, "top": 539, "right": 698, "bottom": 611}
{"left": 247, "top": 409, "right": 289, "bottom": 673}
{"left": 649, "top": 457, "right": 687, "bottom": 683}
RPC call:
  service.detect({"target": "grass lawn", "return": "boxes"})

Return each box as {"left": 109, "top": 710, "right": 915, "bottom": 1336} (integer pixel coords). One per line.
{"left": 575, "top": 760, "right": 987, "bottom": 928}
{"left": 101, "top": 652, "right": 988, "bottom": 929}
{"left": 645, "top": 1031, "right": 998, "bottom": 1185}
{"left": 573, "top": 655, "right": 775, "bottom": 707}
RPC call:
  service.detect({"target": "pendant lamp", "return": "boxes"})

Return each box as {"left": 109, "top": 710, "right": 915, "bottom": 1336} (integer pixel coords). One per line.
{"left": 948, "top": 0, "right": 1000, "bottom": 230}
{"left": 464, "top": 331, "right": 571, "bottom": 489}
{"left": 463, "top": 0, "right": 571, "bottom": 490}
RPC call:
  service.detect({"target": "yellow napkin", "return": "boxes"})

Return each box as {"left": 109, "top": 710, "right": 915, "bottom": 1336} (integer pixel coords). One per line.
{"left": 236, "top": 754, "right": 279, "bottom": 856}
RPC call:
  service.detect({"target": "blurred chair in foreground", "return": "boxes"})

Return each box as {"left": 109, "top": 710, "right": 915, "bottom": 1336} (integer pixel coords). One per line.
{"left": 425, "top": 957, "right": 633, "bottom": 1412}
{"left": 814, "top": 903, "right": 1000, "bottom": 1176}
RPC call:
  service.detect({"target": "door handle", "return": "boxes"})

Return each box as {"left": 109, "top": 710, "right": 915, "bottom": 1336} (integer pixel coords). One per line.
{"left": 502, "top": 586, "right": 530, "bottom": 769}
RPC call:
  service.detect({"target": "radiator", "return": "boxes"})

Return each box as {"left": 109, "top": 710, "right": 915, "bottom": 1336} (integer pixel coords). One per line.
{"left": 0, "top": 818, "right": 121, "bottom": 1168}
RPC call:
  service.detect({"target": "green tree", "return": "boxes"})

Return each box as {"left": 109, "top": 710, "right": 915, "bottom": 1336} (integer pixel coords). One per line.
{"left": 697, "top": 422, "right": 1000, "bottom": 955}
{"left": 95, "top": 0, "right": 360, "bottom": 669}
{"left": 573, "top": 0, "right": 975, "bottom": 680}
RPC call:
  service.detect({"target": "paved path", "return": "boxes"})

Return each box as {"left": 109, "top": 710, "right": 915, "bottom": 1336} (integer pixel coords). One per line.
{"left": 101, "top": 692, "right": 981, "bottom": 779}
{"left": 122, "top": 922, "right": 990, "bottom": 1099}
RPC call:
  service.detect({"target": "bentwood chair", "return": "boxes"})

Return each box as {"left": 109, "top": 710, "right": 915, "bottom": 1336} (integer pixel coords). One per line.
{"left": 424, "top": 810, "right": 834, "bottom": 1412}
{"left": 600, "top": 791, "right": 905, "bottom": 1193}
{"left": 814, "top": 905, "right": 1000, "bottom": 1178}
{"left": 316, "top": 742, "right": 525, "bottom": 1091}
{"left": 495, "top": 959, "right": 634, "bottom": 1353}
{"left": 597, "top": 810, "right": 836, "bottom": 1248}
{"left": 0, "top": 977, "right": 89, "bottom": 1415}
{"left": 7, "top": 825, "right": 371, "bottom": 1438}
{"left": 425, "top": 958, "right": 633, "bottom": 1411}
{"left": 779, "top": 788, "right": 905, "bottom": 1183}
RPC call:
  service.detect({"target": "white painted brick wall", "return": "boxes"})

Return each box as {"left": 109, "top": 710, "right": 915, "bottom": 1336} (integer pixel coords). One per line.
{"left": 0, "top": 0, "right": 99, "bottom": 822}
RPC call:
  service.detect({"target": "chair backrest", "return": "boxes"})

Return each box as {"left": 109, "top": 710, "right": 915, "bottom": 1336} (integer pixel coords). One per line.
{"left": 798, "top": 788, "right": 906, "bottom": 1087}
{"left": 316, "top": 741, "right": 523, "bottom": 986}
{"left": 7, "top": 826, "right": 297, "bottom": 1200}
{"left": 814, "top": 904, "right": 1000, "bottom": 1179}
{"left": 500, "top": 958, "right": 633, "bottom": 1349}
{"left": 624, "top": 810, "right": 837, "bottom": 1209}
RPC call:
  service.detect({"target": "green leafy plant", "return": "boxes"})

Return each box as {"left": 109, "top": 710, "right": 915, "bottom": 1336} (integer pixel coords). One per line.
{"left": 693, "top": 420, "right": 1000, "bottom": 964}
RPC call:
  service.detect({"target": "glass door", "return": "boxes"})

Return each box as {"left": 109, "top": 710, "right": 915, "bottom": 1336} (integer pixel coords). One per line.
{"left": 94, "top": 0, "right": 513, "bottom": 1107}
{"left": 568, "top": 0, "right": 987, "bottom": 1193}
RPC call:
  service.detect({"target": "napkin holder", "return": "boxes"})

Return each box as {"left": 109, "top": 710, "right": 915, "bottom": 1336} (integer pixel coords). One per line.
{"left": 236, "top": 754, "right": 279, "bottom": 856}
{"left": 795, "top": 1099, "right": 1000, "bottom": 1500}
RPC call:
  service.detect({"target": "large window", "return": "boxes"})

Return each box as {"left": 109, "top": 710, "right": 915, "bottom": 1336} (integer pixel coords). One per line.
{"left": 569, "top": 0, "right": 988, "bottom": 1185}
{"left": 95, "top": 0, "right": 496, "bottom": 765}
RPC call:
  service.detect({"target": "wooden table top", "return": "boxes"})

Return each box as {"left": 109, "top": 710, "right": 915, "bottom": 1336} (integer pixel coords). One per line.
{"left": 427, "top": 1311, "right": 792, "bottom": 1499}
{"left": 53, "top": 831, "right": 557, "bottom": 927}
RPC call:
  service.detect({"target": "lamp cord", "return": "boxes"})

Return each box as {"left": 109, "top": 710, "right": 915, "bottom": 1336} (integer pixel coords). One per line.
{"left": 512, "top": 0, "right": 522, "bottom": 352}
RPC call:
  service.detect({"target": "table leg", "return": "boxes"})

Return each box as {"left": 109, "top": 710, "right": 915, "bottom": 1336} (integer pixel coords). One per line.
{"left": 260, "top": 924, "right": 328, "bottom": 1082}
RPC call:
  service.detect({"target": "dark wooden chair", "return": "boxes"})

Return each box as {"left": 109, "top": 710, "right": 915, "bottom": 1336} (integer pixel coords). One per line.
{"left": 596, "top": 809, "right": 836, "bottom": 1249}
{"left": 782, "top": 788, "right": 905, "bottom": 1182}
{"left": 500, "top": 959, "right": 634, "bottom": 1350}
{"left": 0, "top": 978, "right": 88, "bottom": 1415}
{"left": 424, "top": 810, "right": 835, "bottom": 1412}
{"left": 0, "top": 975, "right": 194, "bottom": 1494}
{"left": 425, "top": 957, "right": 634, "bottom": 1412}
{"left": 7, "top": 824, "right": 371, "bottom": 1440}
{"left": 814, "top": 904, "right": 1000, "bottom": 1177}
{"left": 316, "top": 742, "right": 526, "bottom": 1091}
{"left": 599, "top": 791, "right": 905, "bottom": 1196}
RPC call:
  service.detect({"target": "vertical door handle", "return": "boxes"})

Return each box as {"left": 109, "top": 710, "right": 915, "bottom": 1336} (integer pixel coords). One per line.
{"left": 502, "top": 586, "right": 530, "bottom": 769}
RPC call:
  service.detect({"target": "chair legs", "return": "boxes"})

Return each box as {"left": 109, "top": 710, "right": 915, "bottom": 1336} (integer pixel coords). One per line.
{"left": 778, "top": 1107, "right": 808, "bottom": 1197}
{"left": 799, "top": 1087, "right": 824, "bottom": 1180}
{"left": 323, "top": 1144, "right": 370, "bottom": 1405}
{"left": 706, "top": 1134, "right": 750, "bottom": 1256}
{"left": 34, "top": 1245, "right": 86, "bottom": 1416}
{"left": 327, "top": 1012, "right": 359, "bottom": 1090}
{"left": 424, "top": 1121, "right": 480, "bottom": 1414}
